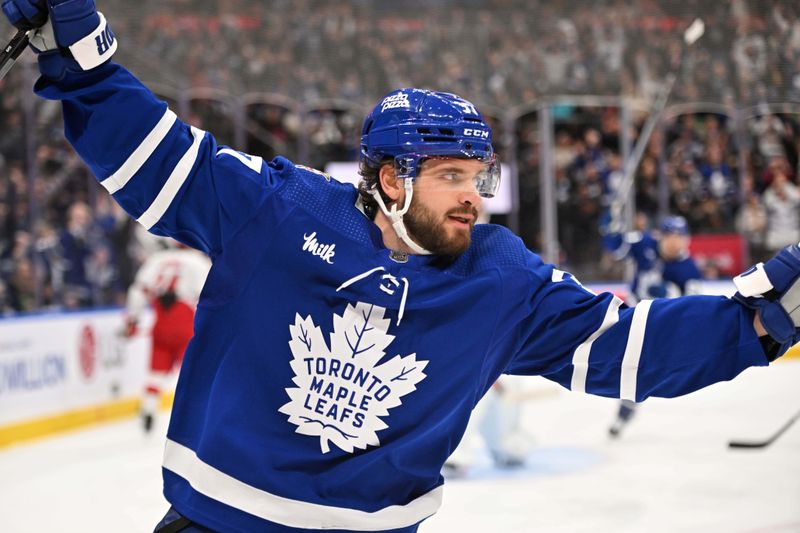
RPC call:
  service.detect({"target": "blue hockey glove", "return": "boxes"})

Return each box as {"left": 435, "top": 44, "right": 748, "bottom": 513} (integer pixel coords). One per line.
{"left": 733, "top": 243, "right": 800, "bottom": 361}
{"left": 2, "top": 0, "right": 47, "bottom": 30}
{"left": 2, "top": 0, "right": 115, "bottom": 79}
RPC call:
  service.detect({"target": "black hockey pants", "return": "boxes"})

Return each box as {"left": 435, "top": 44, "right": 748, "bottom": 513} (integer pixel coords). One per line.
{"left": 154, "top": 506, "right": 216, "bottom": 533}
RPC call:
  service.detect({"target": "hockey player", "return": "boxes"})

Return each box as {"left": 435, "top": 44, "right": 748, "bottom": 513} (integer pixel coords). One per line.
{"left": 601, "top": 214, "right": 703, "bottom": 437}
{"left": 4, "top": 3, "right": 800, "bottom": 532}
{"left": 123, "top": 241, "right": 211, "bottom": 433}
{"left": 602, "top": 214, "right": 703, "bottom": 304}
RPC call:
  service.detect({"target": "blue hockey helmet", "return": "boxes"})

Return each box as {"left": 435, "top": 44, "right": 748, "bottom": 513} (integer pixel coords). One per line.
{"left": 360, "top": 88, "right": 500, "bottom": 198}
{"left": 660, "top": 215, "right": 690, "bottom": 235}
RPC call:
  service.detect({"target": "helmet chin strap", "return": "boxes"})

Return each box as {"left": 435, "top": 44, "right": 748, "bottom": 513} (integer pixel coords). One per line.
{"left": 371, "top": 179, "right": 431, "bottom": 255}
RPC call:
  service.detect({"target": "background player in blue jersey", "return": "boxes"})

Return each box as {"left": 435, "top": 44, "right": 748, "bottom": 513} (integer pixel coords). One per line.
{"left": 603, "top": 214, "right": 703, "bottom": 304}
{"left": 601, "top": 214, "right": 704, "bottom": 437}
{"left": 4, "top": 2, "right": 800, "bottom": 532}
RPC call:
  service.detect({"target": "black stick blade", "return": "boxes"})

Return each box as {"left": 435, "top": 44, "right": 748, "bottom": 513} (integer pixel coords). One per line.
{"left": 728, "top": 409, "right": 800, "bottom": 450}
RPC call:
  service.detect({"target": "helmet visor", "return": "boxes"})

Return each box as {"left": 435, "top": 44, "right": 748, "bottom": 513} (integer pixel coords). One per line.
{"left": 395, "top": 153, "right": 501, "bottom": 198}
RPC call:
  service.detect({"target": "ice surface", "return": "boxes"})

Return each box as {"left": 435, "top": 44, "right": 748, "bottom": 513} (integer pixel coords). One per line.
{"left": 1, "top": 362, "right": 798, "bottom": 533}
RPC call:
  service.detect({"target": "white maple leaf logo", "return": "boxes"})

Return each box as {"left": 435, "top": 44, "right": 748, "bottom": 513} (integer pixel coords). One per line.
{"left": 279, "top": 302, "right": 428, "bottom": 454}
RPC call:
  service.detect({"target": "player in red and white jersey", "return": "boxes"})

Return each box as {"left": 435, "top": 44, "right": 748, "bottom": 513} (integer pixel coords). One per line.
{"left": 124, "top": 242, "right": 211, "bottom": 432}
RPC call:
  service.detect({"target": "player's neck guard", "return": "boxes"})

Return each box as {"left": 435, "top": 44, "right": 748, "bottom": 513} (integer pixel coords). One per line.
{"left": 371, "top": 180, "right": 431, "bottom": 256}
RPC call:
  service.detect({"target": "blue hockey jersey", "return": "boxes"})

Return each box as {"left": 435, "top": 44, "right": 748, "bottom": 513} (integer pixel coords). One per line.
{"left": 603, "top": 231, "right": 704, "bottom": 303}
{"left": 35, "top": 64, "right": 768, "bottom": 533}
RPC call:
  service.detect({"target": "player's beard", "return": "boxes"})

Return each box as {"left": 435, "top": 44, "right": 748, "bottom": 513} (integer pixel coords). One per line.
{"left": 404, "top": 198, "right": 477, "bottom": 256}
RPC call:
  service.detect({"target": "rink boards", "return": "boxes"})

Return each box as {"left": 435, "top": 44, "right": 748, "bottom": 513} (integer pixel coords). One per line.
{"left": 0, "top": 308, "right": 161, "bottom": 447}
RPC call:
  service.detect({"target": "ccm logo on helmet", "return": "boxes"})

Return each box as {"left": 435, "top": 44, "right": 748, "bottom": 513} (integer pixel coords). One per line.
{"left": 463, "top": 129, "right": 489, "bottom": 139}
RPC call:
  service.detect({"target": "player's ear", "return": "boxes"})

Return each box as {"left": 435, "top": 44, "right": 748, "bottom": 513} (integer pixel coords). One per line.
{"left": 379, "top": 164, "right": 403, "bottom": 203}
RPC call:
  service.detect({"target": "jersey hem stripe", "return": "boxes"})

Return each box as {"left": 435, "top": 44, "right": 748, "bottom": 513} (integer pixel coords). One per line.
{"left": 162, "top": 439, "right": 442, "bottom": 531}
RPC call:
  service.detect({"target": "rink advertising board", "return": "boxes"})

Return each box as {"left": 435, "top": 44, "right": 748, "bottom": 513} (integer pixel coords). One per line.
{"left": 688, "top": 234, "right": 747, "bottom": 277}
{"left": 0, "top": 308, "right": 155, "bottom": 446}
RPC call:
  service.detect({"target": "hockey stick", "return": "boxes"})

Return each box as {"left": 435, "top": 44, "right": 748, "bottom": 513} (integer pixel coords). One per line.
{"left": 607, "top": 18, "right": 705, "bottom": 231}
{"left": 728, "top": 408, "right": 800, "bottom": 450}
{"left": 0, "top": 28, "right": 29, "bottom": 82}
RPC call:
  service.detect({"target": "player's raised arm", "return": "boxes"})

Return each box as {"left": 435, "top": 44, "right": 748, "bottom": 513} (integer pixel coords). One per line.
{"left": 1, "top": 0, "right": 278, "bottom": 256}
{"left": 494, "top": 244, "right": 800, "bottom": 403}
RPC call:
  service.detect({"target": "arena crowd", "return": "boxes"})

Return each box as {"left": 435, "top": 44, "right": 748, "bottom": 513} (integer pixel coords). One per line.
{"left": 1, "top": 0, "right": 799, "bottom": 312}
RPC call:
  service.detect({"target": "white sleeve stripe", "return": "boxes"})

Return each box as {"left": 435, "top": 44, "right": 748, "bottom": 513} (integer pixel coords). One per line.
{"left": 137, "top": 126, "right": 205, "bottom": 230}
{"left": 619, "top": 299, "right": 653, "bottom": 401}
{"left": 162, "top": 439, "right": 442, "bottom": 530}
{"left": 101, "top": 109, "right": 178, "bottom": 194}
{"left": 570, "top": 296, "right": 623, "bottom": 393}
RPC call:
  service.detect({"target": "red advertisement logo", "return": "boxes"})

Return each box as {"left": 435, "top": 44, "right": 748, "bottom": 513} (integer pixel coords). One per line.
{"left": 78, "top": 325, "right": 97, "bottom": 380}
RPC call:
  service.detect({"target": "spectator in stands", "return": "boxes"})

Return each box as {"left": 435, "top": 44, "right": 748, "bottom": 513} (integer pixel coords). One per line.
{"left": 57, "top": 201, "right": 101, "bottom": 308}
{"left": 760, "top": 155, "right": 796, "bottom": 191}
{"left": 2, "top": 0, "right": 800, "bottom": 314}
{"left": 554, "top": 130, "right": 578, "bottom": 169}
{"left": 0, "top": 174, "right": 18, "bottom": 281}
{"left": 699, "top": 143, "right": 737, "bottom": 218}
{"left": 0, "top": 278, "right": 13, "bottom": 315}
{"left": 88, "top": 244, "right": 121, "bottom": 306}
{"left": 599, "top": 151, "right": 624, "bottom": 206}
{"left": 763, "top": 168, "right": 800, "bottom": 254}
{"left": 32, "top": 221, "right": 59, "bottom": 308}
{"left": 0, "top": 110, "right": 24, "bottom": 164}
{"left": 1, "top": 231, "right": 35, "bottom": 312}
{"left": 750, "top": 115, "right": 791, "bottom": 169}
{"left": 736, "top": 190, "right": 769, "bottom": 264}
{"left": 7, "top": 256, "right": 36, "bottom": 312}
{"left": 635, "top": 156, "right": 660, "bottom": 218}
{"left": 692, "top": 195, "right": 727, "bottom": 232}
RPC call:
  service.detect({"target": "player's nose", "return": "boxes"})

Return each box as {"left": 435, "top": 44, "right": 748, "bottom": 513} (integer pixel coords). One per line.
{"left": 458, "top": 188, "right": 481, "bottom": 207}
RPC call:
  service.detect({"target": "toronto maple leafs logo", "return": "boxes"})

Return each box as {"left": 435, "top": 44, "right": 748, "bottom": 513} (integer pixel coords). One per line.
{"left": 279, "top": 302, "right": 428, "bottom": 454}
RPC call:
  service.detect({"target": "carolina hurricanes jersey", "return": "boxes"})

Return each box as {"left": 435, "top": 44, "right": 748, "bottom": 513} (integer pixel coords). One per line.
{"left": 126, "top": 247, "right": 211, "bottom": 319}
{"left": 35, "top": 63, "right": 768, "bottom": 533}
{"left": 603, "top": 231, "right": 704, "bottom": 303}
